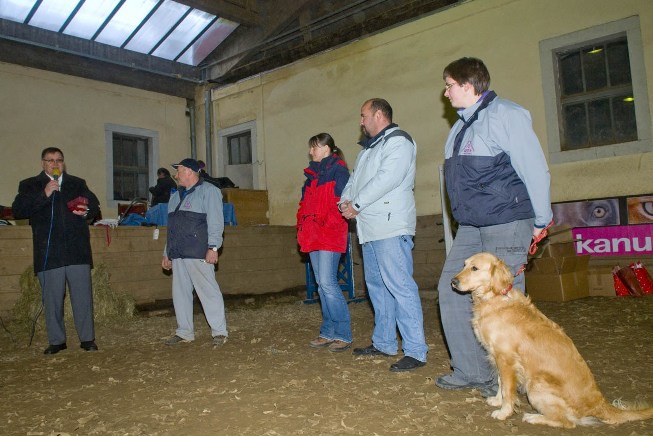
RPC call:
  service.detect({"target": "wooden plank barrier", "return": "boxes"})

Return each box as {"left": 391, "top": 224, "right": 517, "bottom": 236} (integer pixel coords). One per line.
{"left": 0, "top": 215, "right": 447, "bottom": 318}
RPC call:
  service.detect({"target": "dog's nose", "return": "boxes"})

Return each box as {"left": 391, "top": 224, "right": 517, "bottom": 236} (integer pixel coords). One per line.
{"left": 451, "top": 278, "right": 459, "bottom": 289}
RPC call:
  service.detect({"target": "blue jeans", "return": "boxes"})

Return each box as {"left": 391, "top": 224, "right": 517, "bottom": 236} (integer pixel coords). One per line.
{"left": 362, "top": 235, "right": 428, "bottom": 362}
{"left": 437, "top": 219, "right": 534, "bottom": 384}
{"left": 309, "top": 250, "right": 352, "bottom": 343}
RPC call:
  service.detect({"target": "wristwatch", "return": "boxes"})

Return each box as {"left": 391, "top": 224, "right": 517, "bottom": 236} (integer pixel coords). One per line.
{"left": 210, "top": 246, "right": 218, "bottom": 252}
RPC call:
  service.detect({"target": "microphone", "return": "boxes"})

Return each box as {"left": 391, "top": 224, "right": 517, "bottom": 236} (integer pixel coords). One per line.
{"left": 52, "top": 168, "right": 61, "bottom": 181}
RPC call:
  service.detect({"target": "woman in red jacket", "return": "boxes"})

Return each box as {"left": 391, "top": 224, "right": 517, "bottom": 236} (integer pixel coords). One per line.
{"left": 297, "top": 133, "right": 352, "bottom": 352}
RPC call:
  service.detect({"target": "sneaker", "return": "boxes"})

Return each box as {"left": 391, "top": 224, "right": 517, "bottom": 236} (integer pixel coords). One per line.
{"left": 212, "top": 335, "right": 228, "bottom": 347}
{"left": 309, "top": 337, "right": 334, "bottom": 348}
{"left": 435, "top": 374, "right": 497, "bottom": 397}
{"left": 165, "top": 335, "right": 191, "bottom": 346}
{"left": 328, "top": 340, "right": 351, "bottom": 353}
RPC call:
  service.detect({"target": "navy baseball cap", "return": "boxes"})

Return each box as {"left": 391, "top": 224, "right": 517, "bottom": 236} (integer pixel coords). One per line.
{"left": 171, "top": 158, "right": 200, "bottom": 172}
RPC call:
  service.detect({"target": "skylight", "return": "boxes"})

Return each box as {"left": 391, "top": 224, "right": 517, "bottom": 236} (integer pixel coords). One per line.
{"left": 0, "top": 0, "right": 238, "bottom": 66}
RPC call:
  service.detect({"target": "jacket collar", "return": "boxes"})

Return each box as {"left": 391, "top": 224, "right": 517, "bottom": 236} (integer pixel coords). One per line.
{"left": 358, "top": 123, "right": 399, "bottom": 149}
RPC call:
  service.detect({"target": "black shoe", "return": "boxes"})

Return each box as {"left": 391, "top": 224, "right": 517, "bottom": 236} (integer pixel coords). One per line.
{"left": 80, "top": 341, "right": 98, "bottom": 352}
{"left": 389, "top": 356, "right": 426, "bottom": 372}
{"left": 44, "top": 343, "right": 67, "bottom": 355}
{"left": 352, "top": 344, "right": 390, "bottom": 357}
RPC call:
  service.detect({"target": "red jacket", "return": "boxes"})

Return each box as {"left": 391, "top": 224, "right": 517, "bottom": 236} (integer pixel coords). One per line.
{"left": 297, "top": 155, "right": 349, "bottom": 253}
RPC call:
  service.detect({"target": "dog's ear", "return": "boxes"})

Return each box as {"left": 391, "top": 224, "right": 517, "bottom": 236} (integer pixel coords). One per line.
{"left": 489, "top": 257, "right": 513, "bottom": 295}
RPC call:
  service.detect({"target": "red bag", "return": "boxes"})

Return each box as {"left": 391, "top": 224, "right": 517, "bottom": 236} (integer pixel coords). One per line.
{"left": 614, "top": 265, "right": 644, "bottom": 297}
{"left": 612, "top": 267, "right": 632, "bottom": 297}
{"left": 630, "top": 262, "right": 653, "bottom": 295}
{"left": 67, "top": 196, "right": 88, "bottom": 212}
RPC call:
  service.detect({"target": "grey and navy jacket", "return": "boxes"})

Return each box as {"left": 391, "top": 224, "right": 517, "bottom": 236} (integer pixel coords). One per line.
{"left": 443, "top": 92, "right": 553, "bottom": 228}
{"left": 165, "top": 178, "right": 224, "bottom": 259}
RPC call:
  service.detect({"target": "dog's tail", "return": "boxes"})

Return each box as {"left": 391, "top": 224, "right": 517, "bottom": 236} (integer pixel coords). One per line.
{"left": 593, "top": 399, "right": 653, "bottom": 424}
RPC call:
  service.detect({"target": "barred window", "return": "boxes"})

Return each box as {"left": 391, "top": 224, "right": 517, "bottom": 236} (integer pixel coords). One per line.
{"left": 112, "top": 133, "right": 149, "bottom": 201}
{"left": 557, "top": 37, "right": 636, "bottom": 150}
{"left": 539, "top": 17, "right": 651, "bottom": 164}
{"left": 227, "top": 131, "right": 252, "bottom": 165}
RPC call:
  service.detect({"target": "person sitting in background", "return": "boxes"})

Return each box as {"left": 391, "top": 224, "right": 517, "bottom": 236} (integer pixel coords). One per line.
{"left": 197, "top": 160, "right": 237, "bottom": 189}
{"left": 297, "top": 133, "right": 352, "bottom": 352}
{"left": 149, "top": 168, "right": 176, "bottom": 206}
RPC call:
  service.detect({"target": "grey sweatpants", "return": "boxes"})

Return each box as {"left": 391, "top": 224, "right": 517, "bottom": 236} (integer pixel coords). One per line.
{"left": 171, "top": 258, "right": 227, "bottom": 340}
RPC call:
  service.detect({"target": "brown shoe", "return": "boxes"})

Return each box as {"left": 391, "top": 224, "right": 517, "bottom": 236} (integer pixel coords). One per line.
{"left": 328, "top": 340, "right": 351, "bottom": 352}
{"left": 309, "top": 337, "right": 334, "bottom": 348}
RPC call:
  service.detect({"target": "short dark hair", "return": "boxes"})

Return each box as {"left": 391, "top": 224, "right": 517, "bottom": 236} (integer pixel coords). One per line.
{"left": 41, "top": 147, "right": 64, "bottom": 159}
{"left": 443, "top": 57, "right": 491, "bottom": 94}
{"left": 366, "top": 98, "right": 393, "bottom": 122}
{"left": 157, "top": 167, "right": 171, "bottom": 177}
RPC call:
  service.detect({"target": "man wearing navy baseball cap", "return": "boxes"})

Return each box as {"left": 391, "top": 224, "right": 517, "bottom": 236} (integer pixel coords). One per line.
{"left": 162, "top": 157, "right": 228, "bottom": 347}
{"left": 171, "top": 158, "right": 201, "bottom": 173}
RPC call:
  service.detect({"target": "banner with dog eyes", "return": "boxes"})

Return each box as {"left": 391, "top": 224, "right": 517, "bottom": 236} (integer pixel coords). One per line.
{"left": 552, "top": 194, "right": 653, "bottom": 227}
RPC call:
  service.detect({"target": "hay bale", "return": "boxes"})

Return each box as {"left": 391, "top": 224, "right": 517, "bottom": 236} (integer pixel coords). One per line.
{"left": 11, "top": 264, "right": 135, "bottom": 338}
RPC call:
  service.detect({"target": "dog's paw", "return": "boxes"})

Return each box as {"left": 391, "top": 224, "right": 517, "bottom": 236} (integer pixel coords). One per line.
{"left": 491, "top": 406, "right": 513, "bottom": 420}
{"left": 487, "top": 394, "right": 502, "bottom": 407}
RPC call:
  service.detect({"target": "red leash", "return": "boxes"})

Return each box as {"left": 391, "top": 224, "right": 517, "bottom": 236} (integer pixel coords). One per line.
{"left": 514, "top": 220, "right": 554, "bottom": 278}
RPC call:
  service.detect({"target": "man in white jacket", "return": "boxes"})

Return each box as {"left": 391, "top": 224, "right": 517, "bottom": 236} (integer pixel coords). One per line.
{"left": 340, "top": 98, "right": 428, "bottom": 372}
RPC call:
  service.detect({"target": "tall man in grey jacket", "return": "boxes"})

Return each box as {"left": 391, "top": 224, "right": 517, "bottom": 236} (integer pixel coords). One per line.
{"left": 435, "top": 58, "right": 553, "bottom": 397}
{"left": 162, "top": 158, "right": 228, "bottom": 347}
{"left": 340, "top": 98, "right": 428, "bottom": 372}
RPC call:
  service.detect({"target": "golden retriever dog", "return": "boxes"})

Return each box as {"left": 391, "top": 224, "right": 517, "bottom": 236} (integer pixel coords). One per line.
{"left": 452, "top": 252, "right": 653, "bottom": 428}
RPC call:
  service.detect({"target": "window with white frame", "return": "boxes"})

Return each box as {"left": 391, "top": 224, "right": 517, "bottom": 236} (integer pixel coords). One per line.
{"left": 105, "top": 124, "right": 159, "bottom": 205}
{"left": 540, "top": 16, "right": 651, "bottom": 163}
{"left": 227, "top": 131, "right": 252, "bottom": 165}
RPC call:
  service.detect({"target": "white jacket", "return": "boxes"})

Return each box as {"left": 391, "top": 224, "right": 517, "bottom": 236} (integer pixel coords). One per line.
{"left": 341, "top": 126, "right": 416, "bottom": 244}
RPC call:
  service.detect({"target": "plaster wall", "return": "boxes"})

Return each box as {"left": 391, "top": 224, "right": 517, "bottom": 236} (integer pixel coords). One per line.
{"left": 0, "top": 63, "right": 190, "bottom": 216}
{"left": 211, "top": 0, "right": 653, "bottom": 225}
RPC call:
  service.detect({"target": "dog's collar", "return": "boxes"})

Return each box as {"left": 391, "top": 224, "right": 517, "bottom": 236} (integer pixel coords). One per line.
{"left": 501, "top": 284, "right": 512, "bottom": 295}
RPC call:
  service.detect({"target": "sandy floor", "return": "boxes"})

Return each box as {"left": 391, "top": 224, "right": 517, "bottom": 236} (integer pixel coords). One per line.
{"left": 1, "top": 293, "right": 652, "bottom": 436}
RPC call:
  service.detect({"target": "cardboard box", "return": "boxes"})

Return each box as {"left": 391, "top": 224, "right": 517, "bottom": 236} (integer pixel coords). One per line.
{"left": 525, "top": 244, "right": 590, "bottom": 301}
{"left": 586, "top": 255, "right": 653, "bottom": 297}
{"left": 587, "top": 265, "right": 616, "bottom": 297}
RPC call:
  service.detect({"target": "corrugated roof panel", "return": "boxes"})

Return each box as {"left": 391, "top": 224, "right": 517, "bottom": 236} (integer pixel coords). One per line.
{"left": 177, "top": 18, "right": 238, "bottom": 66}
{"left": 28, "top": 0, "right": 79, "bottom": 31}
{"left": 63, "top": 0, "right": 121, "bottom": 39}
{"left": 124, "top": 1, "right": 188, "bottom": 54}
{"left": 0, "top": 0, "right": 38, "bottom": 22}
{"left": 94, "top": 0, "right": 158, "bottom": 47}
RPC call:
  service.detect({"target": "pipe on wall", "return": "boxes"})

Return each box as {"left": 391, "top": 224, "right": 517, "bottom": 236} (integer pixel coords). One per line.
{"left": 187, "top": 99, "right": 196, "bottom": 159}
{"left": 204, "top": 89, "right": 213, "bottom": 174}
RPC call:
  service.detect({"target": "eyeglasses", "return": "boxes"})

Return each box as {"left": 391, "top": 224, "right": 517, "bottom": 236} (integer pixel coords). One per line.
{"left": 43, "top": 159, "right": 64, "bottom": 164}
{"left": 444, "top": 82, "right": 458, "bottom": 91}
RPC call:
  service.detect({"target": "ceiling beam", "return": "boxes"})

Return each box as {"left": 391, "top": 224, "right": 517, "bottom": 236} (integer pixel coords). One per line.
{"left": 200, "top": 0, "right": 313, "bottom": 83}
{"left": 0, "top": 19, "right": 198, "bottom": 80}
{"left": 0, "top": 19, "right": 199, "bottom": 98}
{"left": 0, "top": 38, "right": 197, "bottom": 99}
{"left": 175, "top": 0, "right": 261, "bottom": 27}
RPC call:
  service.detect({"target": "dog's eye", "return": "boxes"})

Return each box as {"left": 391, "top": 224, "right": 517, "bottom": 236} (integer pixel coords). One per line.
{"left": 471, "top": 266, "right": 478, "bottom": 271}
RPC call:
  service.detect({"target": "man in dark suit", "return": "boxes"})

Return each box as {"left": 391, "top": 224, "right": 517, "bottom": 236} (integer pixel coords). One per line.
{"left": 12, "top": 147, "right": 100, "bottom": 355}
